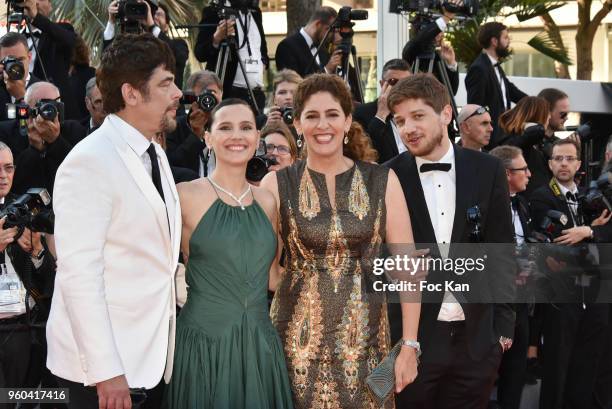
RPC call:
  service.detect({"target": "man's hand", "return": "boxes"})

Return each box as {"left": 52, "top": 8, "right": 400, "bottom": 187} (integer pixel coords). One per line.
{"left": 34, "top": 115, "right": 61, "bottom": 145}
{"left": 592, "top": 209, "right": 612, "bottom": 227}
{"left": 440, "top": 40, "right": 456, "bottom": 67}
{"left": 108, "top": 0, "right": 119, "bottom": 23}
{"left": 0, "top": 218, "right": 18, "bottom": 253}
{"left": 265, "top": 106, "right": 282, "bottom": 127}
{"left": 554, "top": 226, "right": 592, "bottom": 245}
{"left": 27, "top": 121, "right": 45, "bottom": 151}
{"left": 187, "top": 104, "right": 209, "bottom": 138}
{"left": 17, "top": 228, "right": 43, "bottom": 255}
{"left": 140, "top": 0, "right": 155, "bottom": 29}
{"left": 96, "top": 375, "right": 132, "bottom": 409}
{"left": 375, "top": 80, "right": 392, "bottom": 120}
{"left": 324, "top": 49, "right": 343, "bottom": 74}
{"left": 394, "top": 346, "right": 418, "bottom": 393}
{"left": 18, "top": 0, "right": 38, "bottom": 19}
{"left": 212, "top": 19, "right": 236, "bottom": 48}
{"left": 4, "top": 73, "right": 27, "bottom": 101}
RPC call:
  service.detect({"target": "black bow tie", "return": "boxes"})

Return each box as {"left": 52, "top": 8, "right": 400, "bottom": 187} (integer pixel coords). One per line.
{"left": 494, "top": 61, "right": 502, "bottom": 67}
{"left": 310, "top": 43, "right": 317, "bottom": 49}
{"left": 566, "top": 191, "right": 577, "bottom": 202}
{"left": 419, "top": 163, "right": 452, "bottom": 173}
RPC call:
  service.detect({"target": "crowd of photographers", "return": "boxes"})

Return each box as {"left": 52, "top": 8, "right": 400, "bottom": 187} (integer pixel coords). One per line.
{"left": 0, "top": 0, "right": 610, "bottom": 408}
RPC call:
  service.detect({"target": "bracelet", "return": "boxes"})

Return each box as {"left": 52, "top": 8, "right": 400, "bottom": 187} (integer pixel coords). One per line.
{"left": 401, "top": 339, "right": 421, "bottom": 357}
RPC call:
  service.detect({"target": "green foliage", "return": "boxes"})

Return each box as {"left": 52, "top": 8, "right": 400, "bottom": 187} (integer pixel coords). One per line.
{"left": 445, "top": 0, "right": 570, "bottom": 68}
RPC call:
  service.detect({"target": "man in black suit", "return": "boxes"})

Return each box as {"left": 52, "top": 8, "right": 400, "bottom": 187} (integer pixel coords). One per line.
{"left": 490, "top": 145, "right": 533, "bottom": 409}
{"left": 0, "top": 33, "right": 42, "bottom": 121}
{"left": 402, "top": 10, "right": 459, "bottom": 96}
{"left": 275, "top": 7, "right": 338, "bottom": 78}
{"left": 353, "top": 58, "right": 411, "bottom": 163}
{"left": 194, "top": 0, "right": 268, "bottom": 112}
{"left": 154, "top": 4, "right": 189, "bottom": 89}
{"left": 465, "top": 22, "right": 527, "bottom": 148}
{"left": 166, "top": 70, "right": 223, "bottom": 177}
{"left": 386, "top": 74, "right": 516, "bottom": 409}
{"left": 18, "top": 0, "right": 77, "bottom": 119}
{"left": 529, "top": 138, "right": 610, "bottom": 409}
{"left": 11, "top": 82, "right": 86, "bottom": 195}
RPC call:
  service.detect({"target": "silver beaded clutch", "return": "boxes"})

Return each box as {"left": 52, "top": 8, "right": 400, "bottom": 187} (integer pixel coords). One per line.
{"left": 365, "top": 341, "right": 402, "bottom": 407}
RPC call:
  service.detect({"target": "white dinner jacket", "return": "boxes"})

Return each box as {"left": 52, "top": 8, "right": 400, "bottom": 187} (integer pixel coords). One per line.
{"left": 46, "top": 114, "right": 181, "bottom": 388}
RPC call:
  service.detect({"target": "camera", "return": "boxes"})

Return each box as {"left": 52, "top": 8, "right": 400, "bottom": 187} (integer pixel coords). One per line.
{"left": 180, "top": 90, "right": 218, "bottom": 112}
{"left": 0, "top": 188, "right": 54, "bottom": 236}
{"left": 116, "top": 0, "right": 148, "bottom": 33}
{"left": 390, "top": 0, "right": 479, "bottom": 18}
{"left": 246, "top": 140, "right": 278, "bottom": 182}
{"left": 335, "top": 6, "right": 368, "bottom": 28}
{"left": 579, "top": 171, "right": 612, "bottom": 221}
{"left": 279, "top": 107, "right": 293, "bottom": 126}
{"left": 5, "top": 0, "right": 27, "bottom": 26}
{"left": 0, "top": 57, "right": 25, "bottom": 81}
{"left": 7, "top": 99, "right": 65, "bottom": 122}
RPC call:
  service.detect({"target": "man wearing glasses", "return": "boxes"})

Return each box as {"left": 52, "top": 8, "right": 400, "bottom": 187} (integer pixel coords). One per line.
{"left": 538, "top": 88, "right": 570, "bottom": 137}
{"left": 457, "top": 104, "right": 493, "bottom": 151}
{"left": 530, "top": 138, "right": 611, "bottom": 409}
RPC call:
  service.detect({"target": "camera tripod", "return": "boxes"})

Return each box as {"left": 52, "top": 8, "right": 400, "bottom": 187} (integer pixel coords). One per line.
{"left": 413, "top": 50, "right": 459, "bottom": 139}
{"left": 215, "top": 35, "right": 261, "bottom": 115}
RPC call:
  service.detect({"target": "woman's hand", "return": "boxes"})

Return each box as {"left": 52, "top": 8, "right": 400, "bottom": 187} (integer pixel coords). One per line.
{"left": 394, "top": 346, "right": 418, "bottom": 393}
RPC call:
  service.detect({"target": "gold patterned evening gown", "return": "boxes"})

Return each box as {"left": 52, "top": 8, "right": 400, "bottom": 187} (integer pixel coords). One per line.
{"left": 271, "top": 160, "right": 394, "bottom": 409}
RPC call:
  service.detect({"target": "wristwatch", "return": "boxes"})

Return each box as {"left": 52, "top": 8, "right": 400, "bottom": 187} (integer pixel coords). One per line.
{"left": 499, "top": 336, "right": 513, "bottom": 352}
{"left": 401, "top": 339, "right": 422, "bottom": 358}
{"left": 32, "top": 248, "right": 45, "bottom": 260}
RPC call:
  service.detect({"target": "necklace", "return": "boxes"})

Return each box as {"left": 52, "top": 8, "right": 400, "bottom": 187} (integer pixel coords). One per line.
{"left": 208, "top": 177, "right": 251, "bottom": 210}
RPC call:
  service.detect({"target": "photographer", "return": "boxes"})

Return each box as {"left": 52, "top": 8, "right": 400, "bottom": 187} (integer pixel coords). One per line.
{"left": 465, "top": 22, "right": 528, "bottom": 148}
{"left": 353, "top": 58, "right": 411, "bottom": 163}
{"left": 15, "top": 0, "right": 78, "bottom": 120}
{"left": 12, "top": 82, "right": 86, "bottom": 195}
{"left": 275, "top": 7, "right": 337, "bottom": 78}
{"left": 166, "top": 70, "right": 222, "bottom": 176}
{"left": 0, "top": 143, "right": 56, "bottom": 408}
{"left": 499, "top": 96, "right": 552, "bottom": 199}
{"left": 194, "top": 0, "right": 269, "bottom": 112}
{"left": 104, "top": 0, "right": 188, "bottom": 88}
{"left": 0, "top": 33, "right": 42, "bottom": 122}
{"left": 81, "top": 77, "right": 106, "bottom": 135}
{"left": 529, "top": 138, "right": 610, "bottom": 409}
{"left": 260, "top": 69, "right": 302, "bottom": 129}
{"left": 402, "top": 11, "right": 459, "bottom": 95}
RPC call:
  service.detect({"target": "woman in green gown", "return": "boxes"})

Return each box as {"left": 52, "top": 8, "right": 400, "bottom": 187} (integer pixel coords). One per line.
{"left": 165, "top": 98, "right": 293, "bottom": 409}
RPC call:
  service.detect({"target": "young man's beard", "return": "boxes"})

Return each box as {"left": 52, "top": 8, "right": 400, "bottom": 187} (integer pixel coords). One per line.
{"left": 496, "top": 44, "right": 511, "bottom": 60}
{"left": 407, "top": 127, "right": 445, "bottom": 157}
{"left": 160, "top": 111, "right": 178, "bottom": 133}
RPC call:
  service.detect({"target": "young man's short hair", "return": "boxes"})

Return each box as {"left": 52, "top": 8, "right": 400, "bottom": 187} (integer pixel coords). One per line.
{"left": 387, "top": 73, "right": 450, "bottom": 114}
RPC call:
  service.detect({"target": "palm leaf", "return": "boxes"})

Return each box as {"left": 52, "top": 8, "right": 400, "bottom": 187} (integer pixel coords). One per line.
{"left": 446, "top": 19, "right": 482, "bottom": 67}
{"left": 513, "top": 1, "right": 566, "bottom": 22}
{"left": 527, "top": 31, "right": 572, "bottom": 65}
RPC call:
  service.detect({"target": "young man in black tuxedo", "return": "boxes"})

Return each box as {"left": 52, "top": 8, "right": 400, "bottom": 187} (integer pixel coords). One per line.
{"left": 385, "top": 74, "right": 516, "bottom": 409}
{"left": 275, "top": 6, "right": 337, "bottom": 78}
{"left": 490, "top": 145, "right": 533, "bottom": 409}
{"left": 529, "top": 139, "right": 610, "bottom": 409}
{"left": 353, "top": 58, "right": 411, "bottom": 163}
{"left": 465, "top": 22, "right": 527, "bottom": 148}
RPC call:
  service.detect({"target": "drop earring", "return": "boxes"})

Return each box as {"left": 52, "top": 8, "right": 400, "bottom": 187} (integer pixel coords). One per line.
{"left": 297, "top": 134, "right": 303, "bottom": 148}
{"left": 343, "top": 132, "right": 349, "bottom": 145}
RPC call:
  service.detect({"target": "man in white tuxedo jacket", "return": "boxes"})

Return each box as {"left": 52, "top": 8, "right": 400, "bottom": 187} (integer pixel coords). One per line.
{"left": 46, "top": 34, "right": 182, "bottom": 409}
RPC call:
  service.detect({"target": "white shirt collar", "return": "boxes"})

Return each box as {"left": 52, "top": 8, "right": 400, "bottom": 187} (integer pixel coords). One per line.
{"left": 415, "top": 142, "right": 455, "bottom": 169}
{"left": 107, "top": 114, "right": 151, "bottom": 158}
{"left": 300, "top": 27, "right": 315, "bottom": 49}
{"left": 486, "top": 51, "right": 499, "bottom": 67}
{"left": 557, "top": 179, "right": 578, "bottom": 197}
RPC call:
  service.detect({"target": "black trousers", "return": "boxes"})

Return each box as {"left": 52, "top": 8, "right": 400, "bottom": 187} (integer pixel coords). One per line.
{"left": 56, "top": 376, "right": 165, "bottom": 409}
{"left": 593, "top": 304, "right": 612, "bottom": 409}
{"left": 226, "top": 86, "right": 266, "bottom": 115}
{"left": 540, "top": 303, "right": 610, "bottom": 409}
{"left": 0, "top": 316, "right": 32, "bottom": 409}
{"left": 396, "top": 321, "right": 503, "bottom": 409}
{"left": 497, "top": 303, "right": 530, "bottom": 409}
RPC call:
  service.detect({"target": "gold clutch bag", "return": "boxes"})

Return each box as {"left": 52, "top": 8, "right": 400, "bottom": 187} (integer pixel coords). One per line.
{"left": 365, "top": 341, "right": 402, "bottom": 407}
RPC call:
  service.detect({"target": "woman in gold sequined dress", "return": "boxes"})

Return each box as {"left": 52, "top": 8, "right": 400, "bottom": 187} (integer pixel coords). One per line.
{"left": 261, "top": 74, "right": 421, "bottom": 409}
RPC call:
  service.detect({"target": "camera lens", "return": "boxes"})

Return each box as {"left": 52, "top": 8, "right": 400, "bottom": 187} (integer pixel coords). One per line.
{"left": 281, "top": 108, "right": 294, "bottom": 125}
{"left": 39, "top": 103, "right": 58, "bottom": 121}
{"left": 199, "top": 93, "right": 218, "bottom": 112}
